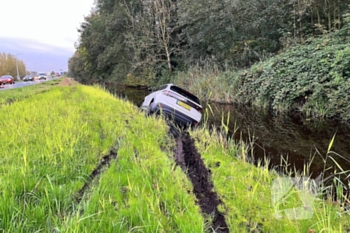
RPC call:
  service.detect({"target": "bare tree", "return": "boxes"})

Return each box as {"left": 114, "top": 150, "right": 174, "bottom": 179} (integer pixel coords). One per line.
{"left": 124, "top": 0, "right": 180, "bottom": 73}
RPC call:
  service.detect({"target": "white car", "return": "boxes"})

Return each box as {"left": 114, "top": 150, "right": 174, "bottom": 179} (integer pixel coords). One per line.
{"left": 140, "top": 83, "right": 203, "bottom": 126}
{"left": 38, "top": 73, "right": 48, "bottom": 80}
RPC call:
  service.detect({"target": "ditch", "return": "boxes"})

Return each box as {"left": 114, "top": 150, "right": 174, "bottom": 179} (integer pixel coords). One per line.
{"left": 110, "top": 86, "right": 350, "bottom": 188}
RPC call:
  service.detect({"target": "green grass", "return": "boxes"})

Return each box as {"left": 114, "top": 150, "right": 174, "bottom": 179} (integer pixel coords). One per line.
{"left": 1, "top": 82, "right": 348, "bottom": 232}
{"left": 0, "top": 77, "right": 63, "bottom": 105}
{"left": 0, "top": 85, "right": 203, "bottom": 232}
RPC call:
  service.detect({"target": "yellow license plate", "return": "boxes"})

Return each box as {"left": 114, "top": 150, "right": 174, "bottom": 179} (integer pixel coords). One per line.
{"left": 177, "top": 101, "right": 191, "bottom": 111}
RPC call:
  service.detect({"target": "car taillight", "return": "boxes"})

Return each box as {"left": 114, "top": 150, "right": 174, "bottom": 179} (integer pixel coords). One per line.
{"left": 163, "top": 90, "right": 203, "bottom": 113}
{"left": 186, "top": 102, "right": 203, "bottom": 113}
{"left": 162, "top": 90, "right": 183, "bottom": 100}
{"left": 197, "top": 107, "right": 203, "bottom": 113}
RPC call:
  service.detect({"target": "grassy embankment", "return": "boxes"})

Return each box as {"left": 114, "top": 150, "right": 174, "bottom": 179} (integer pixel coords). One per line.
{"left": 0, "top": 82, "right": 203, "bottom": 232}
{"left": 0, "top": 80, "right": 348, "bottom": 232}
{"left": 170, "top": 19, "right": 350, "bottom": 122}
{"left": 0, "top": 78, "right": 63, "bottom": 106}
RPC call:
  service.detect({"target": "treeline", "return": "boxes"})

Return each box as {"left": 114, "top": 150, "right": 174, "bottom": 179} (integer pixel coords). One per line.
{"left": 69, "top": 0, "right": 350, "bottom": 85}
{"left": 0, "top": 53, "right": 27, "bottom": 79}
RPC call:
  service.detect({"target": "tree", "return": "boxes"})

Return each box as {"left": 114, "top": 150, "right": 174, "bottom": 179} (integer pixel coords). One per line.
{"left": 69, "top": 51, "right": 90, "bottom": 83}
{"left": 0, "top": 53, "right": 26, "bottom": 78}
{"left": 123, "top": 0, "right": 182, "bottom": 74}
{"left": 70, "top": 0, "right": 350, "bottom": 85}
{"left": 74, "top": 0, "right": 133, "bottom": 83}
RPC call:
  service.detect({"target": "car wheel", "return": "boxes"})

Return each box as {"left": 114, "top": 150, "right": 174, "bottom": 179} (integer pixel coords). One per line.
{"left": 146, "top": 101, "right": 154, "bottom": 115}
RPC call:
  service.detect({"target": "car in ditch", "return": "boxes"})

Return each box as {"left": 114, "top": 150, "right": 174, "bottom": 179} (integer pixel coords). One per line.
{"left": 0, "top": 75, "right": 15, "bottom": 84}
{"left": 140, "top": 83, "right": 203, "bottom": 127}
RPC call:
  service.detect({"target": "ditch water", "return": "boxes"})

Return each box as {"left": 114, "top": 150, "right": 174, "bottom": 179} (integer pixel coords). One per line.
{"left": 110, "top": 86, "right": 350, "bottom": 183}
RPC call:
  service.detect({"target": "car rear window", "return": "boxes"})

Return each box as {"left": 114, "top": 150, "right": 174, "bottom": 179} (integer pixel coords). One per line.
{"left": 170, "top": 86, "right": 200, "bottom": 105}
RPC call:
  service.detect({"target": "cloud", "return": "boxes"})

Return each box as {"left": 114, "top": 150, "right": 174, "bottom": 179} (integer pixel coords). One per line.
{"left": 0, "top": 38, "right": 73, "bottom": 72}
{"left": 0, "top": 0, "right": 95, "bottom": 73}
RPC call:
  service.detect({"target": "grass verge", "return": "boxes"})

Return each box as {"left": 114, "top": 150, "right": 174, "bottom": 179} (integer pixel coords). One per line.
{"left": 0, "top": 84, "right": 203, "bottom": 232}
{"left": 0, "top": 78, "right": 63, "bottom": 105}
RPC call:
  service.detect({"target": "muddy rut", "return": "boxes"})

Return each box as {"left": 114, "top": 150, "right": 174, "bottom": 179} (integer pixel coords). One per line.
{"left": 74, "top": 123, "right": 229, "bottom": 232}
{"left": 171, "top": 125, "right": 229, "bottom": 233}
{"left": 75, "top": 149, "right": 118, "bottom": 203}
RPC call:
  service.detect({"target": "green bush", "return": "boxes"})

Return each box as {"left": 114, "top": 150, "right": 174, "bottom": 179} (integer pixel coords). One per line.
{"left": 230, "top": 21, "right": 350, "bottom": 121}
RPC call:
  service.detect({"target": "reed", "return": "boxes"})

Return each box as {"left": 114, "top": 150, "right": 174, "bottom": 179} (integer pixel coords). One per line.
{"left": 191, "top": 116, "right": 349, "bottom": 232}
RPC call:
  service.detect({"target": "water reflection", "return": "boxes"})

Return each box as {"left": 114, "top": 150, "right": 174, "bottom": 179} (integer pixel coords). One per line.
{"left": 109, "top": 86, "right": 350, "bottom": 182}
{"left": 109, "top": 86, "right": 149, "bottom": 108}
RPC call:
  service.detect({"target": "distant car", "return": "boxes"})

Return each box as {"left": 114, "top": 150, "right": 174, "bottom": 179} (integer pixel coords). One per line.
{"left": 38, "top": 73, "right": 47, "bottom": 80}
{"left": 1, "top": 75, "right": 15, "bottom": 84}
{"left": 23, "top": 75, "right": 34, "bottom": 82}
{"left": 140, "top": 83, "right": 203, "bottom": 127}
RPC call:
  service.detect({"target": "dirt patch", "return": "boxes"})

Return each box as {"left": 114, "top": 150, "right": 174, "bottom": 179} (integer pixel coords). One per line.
{"left": 59, "top": 78, "right": 79, "bottom": 87}
{"left": 173, "top": 130, "right": 229, "bottom": 233}
{"left": 75, "top": 150, "right": 118, "bottom": 203}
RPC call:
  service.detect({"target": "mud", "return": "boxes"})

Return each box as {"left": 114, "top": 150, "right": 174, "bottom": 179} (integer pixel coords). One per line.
{"left": 75, "top": 150, "right": 118, "bottom": 203}
{"left": 74, "top": 119, "right": 228, "bottom": 231}
{"left": 172, "top": 128, "right": 229, "bottom": 233}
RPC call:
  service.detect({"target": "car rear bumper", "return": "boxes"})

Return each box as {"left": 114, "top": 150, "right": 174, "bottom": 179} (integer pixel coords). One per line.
{"left": 152, "top": 102, "right": 200, "bottom": 126}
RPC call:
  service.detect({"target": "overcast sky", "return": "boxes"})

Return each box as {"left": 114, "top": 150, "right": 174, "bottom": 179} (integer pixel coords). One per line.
{"left": 0, "top": 0, "right": 95, "bottom": 73}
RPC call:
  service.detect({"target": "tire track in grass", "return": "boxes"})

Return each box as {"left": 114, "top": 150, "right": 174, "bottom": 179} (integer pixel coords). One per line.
{"left": 172, "top": 127, "right": 229, "bottom": 233}
{"left": 75, "top": 149, "right": 118, "bottom": 203}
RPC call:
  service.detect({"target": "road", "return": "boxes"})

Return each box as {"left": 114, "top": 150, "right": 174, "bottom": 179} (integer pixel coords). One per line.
{"left": 0, "top": 77, "right": 60, "bottom": 91}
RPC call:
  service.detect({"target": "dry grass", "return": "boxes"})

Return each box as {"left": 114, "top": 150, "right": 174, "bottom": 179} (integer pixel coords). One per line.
{"left": 59, "top": 77, "right": 80, "bottom": 86}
